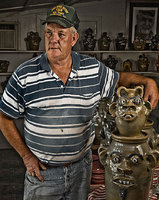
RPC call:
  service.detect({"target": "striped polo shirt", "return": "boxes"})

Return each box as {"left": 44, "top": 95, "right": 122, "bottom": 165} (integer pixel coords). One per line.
{"left": 0, "top": 51, "right": 119, "bottom": 165}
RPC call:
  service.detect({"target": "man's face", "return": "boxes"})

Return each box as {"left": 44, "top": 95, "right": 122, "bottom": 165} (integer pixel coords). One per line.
{"left": 137, "top": 13, "right": 154, "bottom": 34}
{"left": 44, "top": 23, "right": 78, "bottom": 61}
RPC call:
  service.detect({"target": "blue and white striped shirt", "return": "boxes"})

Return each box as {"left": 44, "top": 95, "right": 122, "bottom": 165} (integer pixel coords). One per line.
{"left": 0, "top": 51, "right": 119, "bottom": 165}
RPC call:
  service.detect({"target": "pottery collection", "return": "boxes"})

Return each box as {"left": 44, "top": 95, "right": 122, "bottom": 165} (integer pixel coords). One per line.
{"left": 98, "top": 86, "right": 159, "bottom": 200}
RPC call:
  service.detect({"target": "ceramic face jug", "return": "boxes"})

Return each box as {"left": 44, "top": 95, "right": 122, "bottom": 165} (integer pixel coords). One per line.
{"left": 98, "top": 86, "right": 159, "bottom": 200}
{"left": 24, "top": 31, "right": 41, "bottom": 50}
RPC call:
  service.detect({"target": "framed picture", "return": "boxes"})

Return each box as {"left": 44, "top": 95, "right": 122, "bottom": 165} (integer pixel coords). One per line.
{"left": 126, "top": 0, "right": 159, "bottom": 49}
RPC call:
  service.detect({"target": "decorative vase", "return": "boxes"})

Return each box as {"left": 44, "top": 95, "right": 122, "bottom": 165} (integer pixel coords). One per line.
{"left": 24, "top": 31, "right": 41, "bottom": 51}
{"left": 133, "top": 34, "right": 146, "bottom": 51}
{"left": 98, "top": 32, "right": 111, "bottom": 51}
{"left": 122, "top": 59, "right": 132, "bottom": 72}
{"left": 0, "top": 60, "right": 9, "bottom": 73}
{"left": 83, "top": 28, "right": 96, "bottom": 51}
{"left": 103, "top": 55, "right": 118, "bottom": 70}
{"left": 151, "top": 34, "right": 159, "bottom": 51}
{"left": 137, "top": 54, "right": 149, "bottom": 72}
{"left": 115, "top": 33, "right": 127, "bottom": 50}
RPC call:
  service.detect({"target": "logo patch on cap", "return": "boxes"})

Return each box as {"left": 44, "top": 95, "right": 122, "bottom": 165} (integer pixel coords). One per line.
{"left": 50, "top": 5, "right": 69, "bottom": 18}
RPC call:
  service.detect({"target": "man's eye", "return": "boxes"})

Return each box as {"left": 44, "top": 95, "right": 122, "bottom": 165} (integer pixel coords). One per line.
{"left": 59, "top": 33, "right": 65, "bottom": 37}
{"left": 46, "top": 31, "right": 52, "bottom": 37}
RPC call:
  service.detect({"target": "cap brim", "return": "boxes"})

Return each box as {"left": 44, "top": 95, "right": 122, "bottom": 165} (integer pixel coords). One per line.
{"left": 42, "top": 16, "right": 73, "bottom": 28}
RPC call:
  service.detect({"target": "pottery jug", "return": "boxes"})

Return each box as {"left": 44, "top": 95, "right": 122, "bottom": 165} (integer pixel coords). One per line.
{"left": 133, "top": 34, "right": 146, "bottom": 51}
{"left": 122, "top": 60, "right": 132, "bottom": 72}
{"left": 103, "top": 55, "right": 118, "bottom": 70}
{"left": 109, "top": 86, "right": 151, "bottom": 137}
{"left": 24, "top": 31, "right": 41, "bottom": 50}
{"left": 83, "top": 28, "right": 96, "bottom": 51}
{"left": 115, "top": 33, "right": 127, "bottom": 51}
{"left": 0, "top": 60, "right": 9, "bottom": 72}
{"left": 137, "top": 54, "right": 149, "bottom": 72}
{"left": 98, "top": 32, "right": 111, "bottom": 51}
{"left": 151, "top": 34, "right": 159, "bottom": 51}
{"left": 98, "top": 86, "right": 159, "bottom": 200}
{"left": 98, "top": 133, "right": 158, "bottom": 200}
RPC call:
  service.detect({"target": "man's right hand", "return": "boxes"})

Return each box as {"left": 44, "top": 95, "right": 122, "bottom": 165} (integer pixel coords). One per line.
{"left": 23, "top": 153, "right": 47, "bottom": 182}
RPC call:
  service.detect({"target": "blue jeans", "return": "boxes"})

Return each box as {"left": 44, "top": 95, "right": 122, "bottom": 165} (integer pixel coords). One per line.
{"left": 23, "top": 150, "right": 92, "bottom": 200}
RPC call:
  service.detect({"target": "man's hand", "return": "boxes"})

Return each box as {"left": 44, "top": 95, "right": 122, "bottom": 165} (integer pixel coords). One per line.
{"left": 23, "top": 153, "right": 47, "bottom": 182}
{"left": 144, "top": 79, "right": 159, "bottom": 109}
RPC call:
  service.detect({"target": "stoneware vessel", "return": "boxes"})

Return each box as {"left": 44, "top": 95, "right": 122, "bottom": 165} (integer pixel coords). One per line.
{"left": 98, "top": 32, "right": 111, "bottom": 51}
{"left": 122, "top": 60, "right": 132, "bottom": 72}
{"left": 83, "top": 28, "right": 96, "bottom": 51}
{"left": 98, "top": 86, "right": 159, "bottom": 200}
{"left": 0, "top": 60, "right": 9, "bottom": 72}
{"left": 137, "top": 54, "right": 149, "bottom": 72}
{"left": 24, "top": 31, "right": 41, "bottom": 50}
{"left": 103, "top": 55, "right": 118, "bottom": 70}
{"left": 109, "top": 86, "right": 151, "bottom": 137}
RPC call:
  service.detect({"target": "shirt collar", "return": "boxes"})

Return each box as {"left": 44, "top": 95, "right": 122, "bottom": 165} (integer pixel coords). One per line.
{"left": 40, "top": 51, "right": 80, "bottom": 77}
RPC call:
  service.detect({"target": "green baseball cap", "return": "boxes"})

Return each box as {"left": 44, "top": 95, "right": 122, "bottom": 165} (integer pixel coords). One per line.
{"left": 42, "top": 4, "right": 80, "bottom": 30}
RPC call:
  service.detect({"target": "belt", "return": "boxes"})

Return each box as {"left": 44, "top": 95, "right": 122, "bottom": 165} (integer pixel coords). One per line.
{"left": 44, "top": 162, "right": 72, "bottom": 168}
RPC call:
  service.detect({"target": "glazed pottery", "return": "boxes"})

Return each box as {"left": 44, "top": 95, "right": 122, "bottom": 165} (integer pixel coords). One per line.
{"left": 98, "top": 86, "right": 159, "bottom": 200}
{"left": 151, "top": 34, "right": 159, "bottom": 51}
{"left": 83, "top": 28, "right": 96, "bottom": 51}
{"left": 98, "top": 32, "right": 111, "bottom": 51}
{"left": 122, "top": 59, "right": 132, "bottom": 72}
{"left": 133, "top": 34, "right": 146, "bottom": 50}
{"left": 137, "top": 54, "right": 149, "bottom": 72}
{"left": 115, "top": 33, "right": 127, "bottom": 51}
{"left": 103, "top": 55, "right": 118, "bottom": 70}
{"left": 98, "top": 133, "right": 158, "bottom": 200}
{"left": 24, "top": 31, "right": 41, "bottom": 50}
{"left": 0, "top": 60, "right": 9, "bottom": 72}
{"left": 109, "top": 86, "right": 151, "bottom": 137}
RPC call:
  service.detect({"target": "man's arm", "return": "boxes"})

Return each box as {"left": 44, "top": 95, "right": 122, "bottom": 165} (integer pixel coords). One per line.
{"left": 0, "top": 112, "right": 46, "bottom": 181}
{"left": 118, "top": 72, "right": 159, "bottom": 109}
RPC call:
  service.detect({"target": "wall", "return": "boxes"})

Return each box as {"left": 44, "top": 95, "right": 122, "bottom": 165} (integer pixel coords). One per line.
{"left": 0, "top": 0, "right": 127, "bottom": 51}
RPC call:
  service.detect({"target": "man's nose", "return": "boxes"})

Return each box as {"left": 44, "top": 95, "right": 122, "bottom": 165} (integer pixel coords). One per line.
{"left": 50, "top": 33, "right": 59, "bottom": 42}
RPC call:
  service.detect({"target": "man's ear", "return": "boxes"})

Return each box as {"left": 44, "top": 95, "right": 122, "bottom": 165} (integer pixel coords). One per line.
{"left": 72, "top": 32, "right": 79, "bottom": 47}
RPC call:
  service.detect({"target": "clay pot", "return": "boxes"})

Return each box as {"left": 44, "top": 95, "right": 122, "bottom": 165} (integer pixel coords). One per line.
{"left": 98, "top": 133, "right": 158, "bottom": 200}
{"left": 137, "top": 54, "right": 149, "bottom": 72}
{"left": 98, "top": 32, "right": 111, "bottom": 51}
{"left": 0, "top": 60, "right": 9, "bottom": 72}
{"left": 24, "top": 31, "right": 41, "bottom": 50}
{"left": 109, "top": 86, "right": 152, "bottom": 137}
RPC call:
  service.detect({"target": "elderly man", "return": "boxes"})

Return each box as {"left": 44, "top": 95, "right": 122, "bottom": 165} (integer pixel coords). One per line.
{"left": 0, "top": 4, "right": 158, "bottom": 200}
